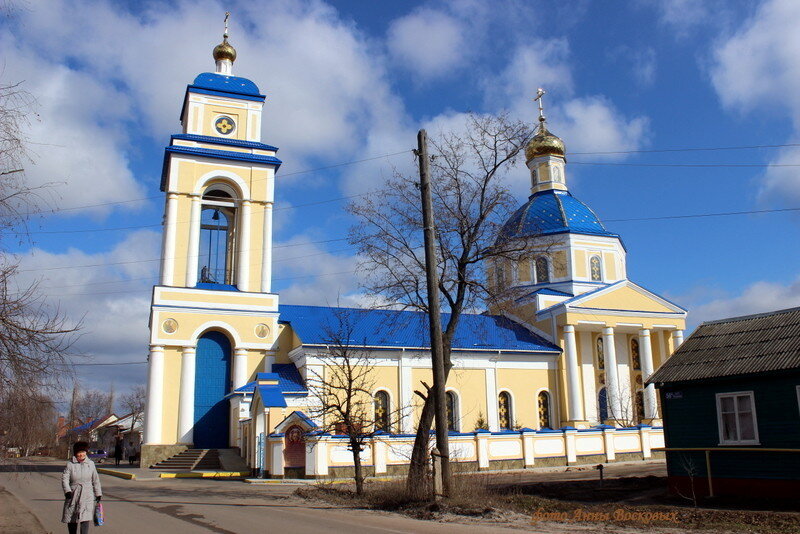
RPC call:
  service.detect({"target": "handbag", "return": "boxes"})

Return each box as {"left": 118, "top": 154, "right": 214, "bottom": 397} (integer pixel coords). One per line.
{"left": 94, "top": 502, "right": 104, "bottom": 526}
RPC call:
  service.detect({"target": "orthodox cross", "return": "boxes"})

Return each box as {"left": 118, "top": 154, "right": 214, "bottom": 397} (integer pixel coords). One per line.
{"left": 224, "top": 11, "right": 230, "bottom": 39}
{"left": 534, "top": 88, "right": 547, "bottom": 129}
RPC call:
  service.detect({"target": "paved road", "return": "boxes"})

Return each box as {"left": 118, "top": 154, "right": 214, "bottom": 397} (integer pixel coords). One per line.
{"left": 0, "top": 459, "right": 526, "bottom": 534}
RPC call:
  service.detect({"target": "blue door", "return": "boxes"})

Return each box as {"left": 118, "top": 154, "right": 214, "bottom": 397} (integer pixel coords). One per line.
{"left": 194, "top": 331, "right": 231, "bottom": 448}
{"left": 598, "top": 388, "right": 608, "bottom": 422}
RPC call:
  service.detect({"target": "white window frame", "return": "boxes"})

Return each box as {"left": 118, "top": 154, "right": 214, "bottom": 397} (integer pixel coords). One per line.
{"left": 715, "top": 391, "right": 759, "bottom": 446}
{"left": 588, "top": 253, "right": 603, "bottom": 282}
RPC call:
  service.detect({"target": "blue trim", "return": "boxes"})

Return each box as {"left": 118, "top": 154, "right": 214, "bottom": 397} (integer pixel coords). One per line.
{"left": 172, "top": 134, "right": 278, "bottom": 152}
{"left": 187, "top": 86, "right": 266, "bottom": 102}
{"left": 165, "top": 145, "right": 282, "bottom": 166}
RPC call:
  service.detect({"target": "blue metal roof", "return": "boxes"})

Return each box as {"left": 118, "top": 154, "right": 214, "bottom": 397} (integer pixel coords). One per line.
{"left": 254, "top": 384, "right": 287, "bottom": 408}
{"left": 278, "top": 304, "right": 560, "bottom": 352}
{"left": 515, "top": 287, "right": 573, "bottom": 303}
{"left": 272, "top": 364, "right": 308, "bottom": 394}
{"left": 190, "top": 72, "right": 264, "bottom": 99}
{"left": 172, "top": 134, "right": 278, "bottom": 152}
{"left": 498, "top": 190, "right": 619, "bottom": 242}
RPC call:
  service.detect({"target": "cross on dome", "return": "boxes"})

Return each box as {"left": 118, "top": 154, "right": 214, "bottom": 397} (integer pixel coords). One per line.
{"left": 213, "top": 12, "right": 237, "bottom": 75}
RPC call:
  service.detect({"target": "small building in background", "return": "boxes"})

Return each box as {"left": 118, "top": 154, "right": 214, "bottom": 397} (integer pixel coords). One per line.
{"left": 648, "top": 306, "right": 800, "bottom": 499}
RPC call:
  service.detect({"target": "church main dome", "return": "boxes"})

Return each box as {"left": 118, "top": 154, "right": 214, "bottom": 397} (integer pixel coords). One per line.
{"left": 525, "top": 126, "right": 565, "bottom": 160}
{"left": 497, "top": 189, "right": 617, "bottom": 243}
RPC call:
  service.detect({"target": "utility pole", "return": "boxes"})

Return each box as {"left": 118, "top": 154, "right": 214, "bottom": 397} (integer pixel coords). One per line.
{"left": 416, "top": 129, "right": 451, "bottom": 497}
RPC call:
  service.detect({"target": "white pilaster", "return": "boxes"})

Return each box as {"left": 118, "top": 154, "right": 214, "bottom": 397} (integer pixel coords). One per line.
{"left": 233, "top": 348, "right": 249, "bottom": 390}
{"left": 399, "top": 353, "right": 413, "bottom": 433}
{"left": 263, "top": 350, "right": 276, "bottom": 373}
{"left": 563, "top": 325, "right": 584, "bottom": 421}
{"left": 602, "top": 326, "right": 622, "bottom": 422}
{"left": 672, "top": 329, "right": 685, "bottom": 351}
{"left": 638, "top": 329, "right": 657, "bottom": 420}
{"left": 185, "top": 194, "right": 202, "bottom": 287}
{"left": 261, "top": 203, "right": 273, "bottom": 293}
{"left": 485, "top": 367, "right": 499, "bottom": 431}
{"left": 143, "top": 345, "right": 165, "bottom": 444}
{"left": 237, "top": 200, "right": 251, "bottom": 291}
{"left": 579, "top": 331, "right": 598, "bottom": 423}
{"left": 160, "top": 193, "right": 179, "bottom": 286}
{"left": 177, "top": 346, "right": 197, "bottom": 444}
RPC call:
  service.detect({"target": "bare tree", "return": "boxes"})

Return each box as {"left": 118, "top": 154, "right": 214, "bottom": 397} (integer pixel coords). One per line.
{"left": 349, "top": 113, "right": 535, "bottom": 489}
{"left": 120, "top": 385, "right": 146, "bottom": 432}
{"left": 0, "top": 388, "right": 57, "bottom": 456}
{"left": 307, "top": 308, "right": 400, "bottom": 495}
{"left": 74, "top": 389, "right": 112, "bottom": 425}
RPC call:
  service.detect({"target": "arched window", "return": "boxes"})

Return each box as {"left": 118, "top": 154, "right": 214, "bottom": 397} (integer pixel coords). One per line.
{"left": 496, "top": 261, "right": 506, "bottom": 289}
{"left": 590, "top": 255, "right": 602, "bottom": 282}
{"left": 535, "top": 257, "right": 550, "bottom": 283}
{"left": 446, "top": 391, "right": 458, "bottom": 432}
{"left": 498, "top": 391, "right": 513, "bottom": 430}
{"left": 374, "top": 390, "right": 390, "bottom": 432}
{"left": 199, "top": 187, "right": 238, "bottom": 285}
{"left": 635, "top": 390, "right": 645, "bottom": 423}
{"left": 630, "top": 338, "right": 641, "bottom": 370}
{"left": 598, "top": 387, "right": 608, "bottom": 422}
{"left": 595, "top": 336, "right": 605, "bottom": 370}
{"left": 537, "top": 391, "right": 551, "bottom": 429}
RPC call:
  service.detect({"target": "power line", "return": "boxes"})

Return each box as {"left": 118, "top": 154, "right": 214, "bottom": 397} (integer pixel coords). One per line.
{"left": 571, "top": 161, "right": 800, "bottom": 168}
{"left": 605, "top": 206, "right": 800, "bottom": 223}
{"left": 572, "top": 142, "right": 800, "bottom": 156}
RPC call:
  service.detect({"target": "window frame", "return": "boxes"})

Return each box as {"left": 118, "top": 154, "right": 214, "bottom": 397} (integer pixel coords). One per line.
{"left": 589, "top": 254, "right": 603, "bottom": 282}
{"left": 445, "top": 389, "right": 460, "bottom": 432}
{"left": 715, "top": 391, "right": 760, "bottom": 446}
{"left": 534, "top": 256, "right": 550, "bottom": 284}
{"left": 373, "top": 389, "right": 391, "bottom": 432}
{"left": 498, "top": 390, "right": 514, "bottom": 431}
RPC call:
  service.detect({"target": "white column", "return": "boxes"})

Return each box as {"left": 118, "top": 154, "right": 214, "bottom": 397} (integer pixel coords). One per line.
{"left": 237, "top": 200, "right": 252, "bottom": 291}
{"left": 177, "top": 346, "right": 196, "bottom": 444}
{"left": 485, "top": 367, "right": 499, "bottom": 431}
{"left": 602, "top": 326, "right": 622, "bottom": 423}
{"left": 672, "top": 329, "right": 685, "bottom": 351}
{"left": 638, "top": 329, "right": 657, "bottom": 420}
{"left": 233, "top": 348, "right": 249, "bottom": 390}
{"left": 263, "top": 350, "right": 276, "bottom": 373}
{"left": 143, "top": 345, "right": 165, "bottom": 444}
{"left": 261, "top": 203, "right": 273, "bottom": 293}
{"left": 160, "top": 193, "right": 179, "bottom": 286}
{"left": 185, "top": 195, "right": 202, "bottom": 287}
{"left": 563, "top": 325, "right": 584, "bottom": 422}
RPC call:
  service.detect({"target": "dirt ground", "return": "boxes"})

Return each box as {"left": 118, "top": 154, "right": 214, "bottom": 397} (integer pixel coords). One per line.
{"left": 0, "top": 486, "right": 47, "bottom": 534}
{"left": 298, "top": 465, "right": 800, "bottom": 534}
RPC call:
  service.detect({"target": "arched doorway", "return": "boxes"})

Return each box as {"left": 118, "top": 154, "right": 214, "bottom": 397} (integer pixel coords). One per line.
{"left": 284, "top": 425, "right": 306, "bottom": 469}
{"left": 194, "top": 331, "right": 232, "bottom": 449}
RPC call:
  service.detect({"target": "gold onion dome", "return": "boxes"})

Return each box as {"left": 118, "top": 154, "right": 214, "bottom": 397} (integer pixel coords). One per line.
{"left": 525, "top": 123, "right": 565, "bottom": 160}
{"left": 213, "top": 36, "right": 237, "bottom": 63}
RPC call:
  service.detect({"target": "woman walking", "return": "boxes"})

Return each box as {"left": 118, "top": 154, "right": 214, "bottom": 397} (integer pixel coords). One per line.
{"left": 62, "top": 441, "right": 102, "bottom": 534}
{"left": 113, "top": 435, "right": 123, "bottom": 467}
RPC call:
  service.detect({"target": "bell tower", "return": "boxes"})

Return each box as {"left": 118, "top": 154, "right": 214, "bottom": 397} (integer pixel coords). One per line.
{"left": 142, "top": 16, "right": 283, "bottom": 464}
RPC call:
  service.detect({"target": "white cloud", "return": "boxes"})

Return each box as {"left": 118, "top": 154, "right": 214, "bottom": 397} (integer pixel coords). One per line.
{"left": 387, "top": 8, "right": 468, "bottom": 80}
{"left": 682, "top": 276, "right": 800, "bottom": 328}
{"left": 554, "top": 96, "right": 650, "bottom": 156}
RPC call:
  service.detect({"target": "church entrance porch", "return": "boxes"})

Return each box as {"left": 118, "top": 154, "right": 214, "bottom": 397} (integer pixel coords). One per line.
{"left": 194, "top": 331, "right": 232, "bottom": 449}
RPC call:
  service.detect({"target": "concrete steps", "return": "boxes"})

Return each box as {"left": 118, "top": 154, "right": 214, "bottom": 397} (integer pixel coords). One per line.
{"left": 150, "top": 449, "right": 221, "bottom": 471}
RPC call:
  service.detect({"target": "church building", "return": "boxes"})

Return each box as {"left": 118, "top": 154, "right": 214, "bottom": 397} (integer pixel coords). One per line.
{"left": 141, "top": 28, "right": 687, "bottom": 472}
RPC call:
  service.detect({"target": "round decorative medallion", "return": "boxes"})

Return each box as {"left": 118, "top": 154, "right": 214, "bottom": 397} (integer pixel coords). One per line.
{"left": 214, "top": 115, "right": 236, "bottom": 135}
{"left": 287, "top": 426, "right": 304, "bottom": 443}
{"left": 255, "top": 323, "right": 270, "bottom": 339}
{"left": 162, "top": 318, "right": 178, "bottom": 334}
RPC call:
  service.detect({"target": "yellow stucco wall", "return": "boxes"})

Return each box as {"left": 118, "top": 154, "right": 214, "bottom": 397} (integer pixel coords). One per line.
{"left": 574, "top": 250, "right": 587, "bottom": 278}
{"left": 496, "top": 368, "right": 555, "bottom": 428}
{"left": 579, "top": 286, "right": 674, "bottom": 313}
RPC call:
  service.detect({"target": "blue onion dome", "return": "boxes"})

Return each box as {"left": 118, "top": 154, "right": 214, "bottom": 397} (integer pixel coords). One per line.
{"left": 191, "top": 72, "right": 261, "bottom": 96}
{"left": 497, "top": 190, "right": 617, "bottom": 243}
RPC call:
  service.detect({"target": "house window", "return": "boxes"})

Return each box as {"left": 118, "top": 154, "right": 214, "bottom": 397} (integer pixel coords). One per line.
{"left": 374, "top": 390, "right": 390, "bottom": 432}
{"left": 595, "top": 336, "right": 605, "bottom": 370}
{"left": 498, "top": 391, "right": 513, "bottom": 430}
{"left": 590, "top": 255, "right": 602, "bottom": 282}
{"left": 630, "top": 338, "right": 641, "bottom": 370}
{"left": 446, "top": 391, "right": 458, "bottom": 432}
{"left": 716, "top": 391, "right": 759, "bottom": 445}
{"left": 535, "top": 257, "right": 550, "bottom": 283}
{"left": 538, "top": 390, "right": 551, "bottom": 429}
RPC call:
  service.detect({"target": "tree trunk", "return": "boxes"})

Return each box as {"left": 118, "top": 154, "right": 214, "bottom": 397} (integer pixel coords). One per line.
{"left": 406, "top": 393, "right": 435, "bottom": 495}
{"left": 351, "top": 439, "right": 364, "bottom": 495}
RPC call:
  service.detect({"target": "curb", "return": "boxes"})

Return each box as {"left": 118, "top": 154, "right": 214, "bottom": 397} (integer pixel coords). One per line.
{"left": 97, "top": 468, "right": 136, "bottom": 480}
{"left": 159, "top": 471, "right": 249, "bottom": 479}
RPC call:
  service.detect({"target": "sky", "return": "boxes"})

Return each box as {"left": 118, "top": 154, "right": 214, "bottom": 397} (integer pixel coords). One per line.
{"left": 3, "top": 0, "right": 800, "bottom": 403}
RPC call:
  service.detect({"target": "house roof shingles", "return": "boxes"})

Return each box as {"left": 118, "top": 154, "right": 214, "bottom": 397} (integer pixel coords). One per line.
{"left": 648, "top": 306, "right": 800, "bottom": 386}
